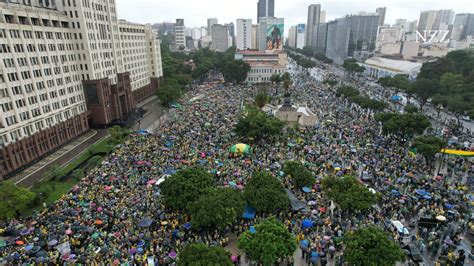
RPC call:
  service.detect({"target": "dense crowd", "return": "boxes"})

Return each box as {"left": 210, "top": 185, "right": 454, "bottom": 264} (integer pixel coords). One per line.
{"left": 0, "top": 63, "right": 472, "bottom": 265}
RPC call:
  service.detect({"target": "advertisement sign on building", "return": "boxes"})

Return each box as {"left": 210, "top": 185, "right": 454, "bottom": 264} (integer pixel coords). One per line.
{"left": 266, "top": 23, "right": 284, "bottom": 50}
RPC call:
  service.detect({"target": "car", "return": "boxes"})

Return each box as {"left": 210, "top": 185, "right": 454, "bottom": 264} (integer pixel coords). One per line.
{"left": 404, "top": 243, "right": 423, "bottom": 262}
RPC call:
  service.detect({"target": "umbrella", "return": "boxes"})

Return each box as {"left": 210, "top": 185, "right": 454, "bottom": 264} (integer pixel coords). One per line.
{"left": 65, "top": 229, "right": 72, "bottom": 235}
{"left": 415, "top": 189, "right": 428, "bottom": 196}
{"left": 183, "top": 223, "right": 192, "bottom": 230}
{"left": 138, "top": 218, "right": 153, "bottom": 228}
{"left": 311, "top": 251, "right": 319, "bottom": 257}
{"left": 422, "top": 195, "right": 432, "bottom": 200}
{"left": 391, "top": 95, "right": 402, "bottom": 101}
{"left": 147, "top": 179, "right": 157, "bottom": 185}
{"left": 94, "top": 220, "right": 103, "bottom": 225}
{"left": 169, "top": 251, "right": 177, "bottom": 259}
{"left": 230, "top": 143, "right": 251, "bottom": 155}
{"left": 444, "top": 203, "right": 454, "bottom": 209}
{"left": 308, "top": 200, "right": 316, "bottom": 206}
{"left": 436, "top": 215, "right": 447, "bottom": 222}
{"left": 302, "top": 219, "right": 313, "bottom": 229}
{"left": 249, "top": 226, "right": 257, "bottom": 234}
{"left": 20, "top": 229, "right": 30, "bottom": 236}
{"left": 129, "top": 248, "right": 137, "bottom": 255}
{"left": 231, "top": 255, "right": 238, "bottom": 262}
{"left": 161, "top": 221, "right": 169, "bottom": 225}
{"left": 15, "top": 240, "right": 25, "bottom": 245}
{"left": 25, "top": 244, "right": 34, "bottom": 252}
{"left": 319, "top": 207, "right": 327, "bottom": 213}
{"left": 391, "top": 190, "right": 400, "bottom": 197}
{"left": 48, "top": 240, "right": 58, "bottom": 246}
{"left": 302, "top": 187, "right": 311, "bottom": 193}
{"left": 300, "top": 239, "right": 309, "bottom": 248}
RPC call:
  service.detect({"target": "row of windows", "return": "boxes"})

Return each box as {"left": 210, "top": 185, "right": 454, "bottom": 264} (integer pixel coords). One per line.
{"left": 0, "top": 29, "right": 82, "bottom": 41}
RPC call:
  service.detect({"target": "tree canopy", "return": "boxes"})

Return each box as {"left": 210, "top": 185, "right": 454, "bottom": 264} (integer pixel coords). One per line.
{"left": 221, "top": 59, "right": 251, "bottom": 84}
{"left": 283, "top": 161, "right": 315, "bottom": 188}
{"left": 234, "top": 107, "right": 284, "bottom": 142}
{"left": 375, "top": 112, "right": 431, "bottom": 141}
{"left": 178, "top": 243, "right": 232, "bottom": 266}
{"left": 412, "top": 136, "right": 447, "bottom": 166}
{"left": 337, "top": 86, "right": 360, "bottom": 98}
{"left": 343, "top": 58, "right": 365, "bottom": 75}
{"left": 412, "top": 78, "right": 440, "bottom": 111}
{"left": 344, "top": 226, "right": 405, "bottom": 266}
{"left": 321, "top": 176, "right": 377, "bottom": 212}
{"left": 254, "top": 91, "right": 271, "bottom": 108}
{"left": 244, "top": 171, "right": 290, "bottom": 214}
{"left": 238, "top": 217, "right": 296, "bottom": 265}
{"left": 0, "top": 181, "right": 36, "bottom": 220}
{"left": 159, "top": 167, "right": 214, "bottom": 211}
{"left": 189, "top": 188, "right": 245, "bottom": 231}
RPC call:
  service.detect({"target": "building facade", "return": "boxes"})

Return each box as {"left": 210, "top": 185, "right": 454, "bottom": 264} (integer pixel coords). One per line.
{"left": 235, "top": 50, "right": 287, "bottom": 83}
{"left": 287, "top": 26, "right": 297, "bottom": 48}
{"left": 451, "top": 14, "right": 474, "bottom": 41}
{"left": 376, "top": 7, "right": 386, "bottom": 26}
{"left": 251, "top": 24, "right": 259, "bottom": 49}
{"left": 236, "top": 19, "right": 252, "bottom": 50}
{"left": 305, "top": 4, "right": 321, "bottom": 48}
{"left": 418, "top": 10, "right": 454, "bottom": 32}
{"left": 257, "top": 0, "right": 274, "bottom": 23}
{"left": 258, "top": 17, "right": 284, "bottom": 51}
{"left": 175, "top": 19, "right": 185, "bottom": 49}
{"left": 211, "top": 24, "right": 229, "bottom": 52}
{"left": 296, "top": 24, "right": 305, "bottom": 49}
{"left": 0, "top": 0, "right": 163, "bottom": 179}
{"left": 207, "top": 18, "right": 218, "bottom": 36}
{"left": 360, "top": 57, "right": 422, "bottom": 80}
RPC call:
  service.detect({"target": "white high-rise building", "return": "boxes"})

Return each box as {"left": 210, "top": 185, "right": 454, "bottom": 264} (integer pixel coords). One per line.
{"left": 0, "top": 0, "right": 163, "bottom": 179}
{"left": 236, "top": 19, "right": 252, "bottom": 50}
{"left": 175, "top": 19, "right": 185, "bottom": 49}
{"left": 207, "top": 18, "right": 218, "bottom": 36}
{"left": 211, "top": 24, "right": 229, "bottom": 52}
{"left": 288, "top": 26, "right": 297, "bottom": 48}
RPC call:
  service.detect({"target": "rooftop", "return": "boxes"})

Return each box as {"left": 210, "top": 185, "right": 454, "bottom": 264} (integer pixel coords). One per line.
{"left": 362, "top": 57, "right": 422, "bottom": 73}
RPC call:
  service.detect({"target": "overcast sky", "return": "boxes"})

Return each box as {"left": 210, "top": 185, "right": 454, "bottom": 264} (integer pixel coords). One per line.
{"left": 116, "top": 0, "right": 474, "bottom": 30}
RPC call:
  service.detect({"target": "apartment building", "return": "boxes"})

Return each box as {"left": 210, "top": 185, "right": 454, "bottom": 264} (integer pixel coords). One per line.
{"left": 0, "top": 0, "right": 163, "bottom": 179}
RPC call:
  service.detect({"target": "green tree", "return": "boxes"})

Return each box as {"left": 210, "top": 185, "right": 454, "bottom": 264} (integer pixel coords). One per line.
{"left": 281, "top": 72, "right": 291, "bottom": 82}
{"left": 160, "top": 168, "right": 214, "bottom": 211}
{"left": 189, "top": 188, "right": 245, "bottom": 231}
{"left": 375, "top": 113, "right": 431, "bottom": 141}
{"left": 412, "top": 136, "right": 447, "bottom": 167}
{"left": 178, "top": 243, "right": 232, "bottom": 266}
{"left": 321, "top": 176, "right": 377, "bottom": 212}
{"left": 337, "top": 86, "right": 360, "bottom": 98}
{"left": 238, "top": 217, "right": 296, "bottom": 265}
{"left": 430, "top": 94, "right": 448, "bottom": 117}
{"left": 270, "top": 74, "right": 282, "bottom": 84}
{"left": 255, "top": 92, "right": 271, "bottom": 108}
{"left": 283, "top": 79, "right": 292, "bottom": 91}
{"left": 344, "top": 226, "right": 405, "bottom": 266}
{"left": 244, "top": 171, "right": 289, "bottom": 214}
{"left": 323, "top": 79, "right": 338, "bottom": 87}
{"left": 468, "top": 110, "right": 474, "bottom": 120}
{"left": 156, "top": 81, "right": 183, "bottom": 107}
{"left": 71, "top": 169, "right": 85, "bottom": 180}
{"left": 109, "top": 126, "right": 128, "bottom": 144}
{"left": 222, "top": 60, "right": 251, "bottom": 84}
{"left": 404, "top": 103, "right": 418, "bottom": 114}
{"left": 343, "top": 59, "right": 365, "bottom": 76}
{"left": 45, "top": 164, "right": 64, "bottom": 180}
{"left": 283, "top": 161, "right": 315, "bottom": 188}
{"left": 234, "top": 107, "right": 284, "bottom": 142}
{"left": 301, "top": 46, "right": 314, "bottom": 57}
{"left": 440, "top": 73, "right": 464, "bottom": 94}
{"left": 0, "top": 181, "right": 36, "bottom": 220}
{"left": 447, "top": 97, "right": 472, "bottom": 125}
{"left": 412, "top": 78, "right": 440, "bottom": 111}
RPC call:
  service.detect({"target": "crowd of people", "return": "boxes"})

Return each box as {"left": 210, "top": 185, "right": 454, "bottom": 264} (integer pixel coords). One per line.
{"left": 0, "top": 60, "right": 472, "bottom": 265}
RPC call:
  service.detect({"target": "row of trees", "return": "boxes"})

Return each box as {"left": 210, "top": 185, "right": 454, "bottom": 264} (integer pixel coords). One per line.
{"left": 286, "top": 45, "right": 333, "bottom": 64}
{"left": 157, "top": 46, "right": 251, "bottom": 107}
{"left": 288, "top": 52, "right": 316, "bottom": 69}
{"left": 337, "top": 86, "right": 387, "bottom": 112}
{"left": 380, "top": 50, "right": 474, "bottom": 122}
{"left": 375, "top": 112, "right": 431, "bottom": 142}
{"left": 234, "top": 106, "right": 285, "bottom": 142}
{"left": 342, "top": 58, "right": 365, "bottom": 76}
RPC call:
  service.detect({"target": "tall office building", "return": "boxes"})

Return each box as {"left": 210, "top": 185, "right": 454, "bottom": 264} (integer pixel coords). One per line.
{"left": 0, "top": 0, "right": 163, "bottom": 179}
{"left": 236, "top": 19, "right": 253, "bottom": 50}
{"left": 325, "top": 14, "right": 379, "bottom": 64}
{"left": 207, "top": 18, "right": 218, "bottom": 36}
{"left": 257, "top": 0, "right": 274, "bottom": 23}
{"left": 376, "top": 7, "right": 387, "bottom": 26}
{"left": 288, "top": 26, "right": 297, "bottom": 48}
{"left": 395, "top": 19, "right": 418, "bottom": 33}
{"left": 418, "top": 10, "right": 454, "bottom": 31}
{"left": 225, "top": 22, "right": 235, "bottom": 46}
{"left": 320, "top": 11, "right": 326, "bottom": 23}
{"left": 175, "top": 19, "right": 186, "bottom": 49}
{"left": 251, "top": 24, "right": 259, "bottom": 49}
{"left": 305, "top": 4, "right": 321, "bottom": 48}
{"left": 451, "top": 14, "right": 474, "bottom": 41}
{"left": 211, "top": 24, "right": 229, "bottom": 52}
{"left": 315, "top": 23, "right": 328, "bottom": 53}
{"left": 296, "top": 24, "right": 306, "bottom": 49}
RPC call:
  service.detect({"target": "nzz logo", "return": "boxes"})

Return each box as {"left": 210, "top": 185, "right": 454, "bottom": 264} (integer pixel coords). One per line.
{"left": 415, "top": 30, "right": 450, "bottom": 44}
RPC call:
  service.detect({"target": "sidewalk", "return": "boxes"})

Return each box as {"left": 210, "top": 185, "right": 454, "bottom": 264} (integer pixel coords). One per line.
{"left": 10, "top": 129, "right": 109, "bottom": 188}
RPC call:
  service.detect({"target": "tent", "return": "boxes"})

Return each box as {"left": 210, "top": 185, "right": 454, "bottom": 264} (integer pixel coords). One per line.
{"left": 391, "top": 95, "right": 402, "bottom": 101}
{"left": 230, "top": 144, "right": 251, "bottom": 155}
{"left": 242, "top": 206, "right": 256, "bottom": 220}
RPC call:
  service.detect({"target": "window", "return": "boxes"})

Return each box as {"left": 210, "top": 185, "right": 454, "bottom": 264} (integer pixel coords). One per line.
{"left": 6, "top": 115, "right": 18, "bottom": 126}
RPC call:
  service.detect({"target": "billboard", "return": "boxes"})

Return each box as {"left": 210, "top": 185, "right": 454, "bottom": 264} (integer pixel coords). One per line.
{"left": 266, "top": 23, "right": 284, "bottom": 50}
{"left": 297, "top": 24, "right": 306, "bottom": 34}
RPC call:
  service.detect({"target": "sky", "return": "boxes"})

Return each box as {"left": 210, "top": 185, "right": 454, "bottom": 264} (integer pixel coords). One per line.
{"left": 116, "top": 0, "right": 474, "bottom": 31}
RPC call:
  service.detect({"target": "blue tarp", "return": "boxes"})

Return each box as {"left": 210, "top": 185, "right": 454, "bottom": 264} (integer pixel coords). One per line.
{"left": 183, "top": 222, "right": 191, "bottom": 230}
{"left": 391, "top": 95, "right": 402, "bottom": 101}
{"left": 286, "top": 189, "right": 308, "bottom": 212}
{"left": 391, "top": 190, "right": 401, "bottom": 197}
{"left": 302, "top": 187, "right": 311, "bottom": 193}
{"left": 243, "top": 206, "right": 256, "bottom": 220}
{"left": 444, "top": 203, "right": 454, "bottom": 209}
{"left": 415, "top": 189, "right": 428, "bottom": 196}
{"left": 249, "top": 226, "right": 256, "bottom": 234}
{"left": 164, "top": 168, "right": 177, "bottom": 175}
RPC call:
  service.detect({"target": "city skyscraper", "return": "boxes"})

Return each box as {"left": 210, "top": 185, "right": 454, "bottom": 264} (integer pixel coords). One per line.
{"left": 236, "top": 19, "right": 253, "bottom": 50}
{"left": 451, "top": 13, "right": 474, "bottom": 41}
{"left": 257, "top": 0, "right": 275, "bottom": 23}
{"left": 320, "top": 11, "right": 326, "bottom": 23}
{"left": 306, "top": 4, "right": 321, "bottom": 48}
{"left": 211, "top": 24, "right": 230, "bottom": 52}
{"left": 175, "top": 19, "right": 186, "bottom": 48}
{"left": 207, "top": 18, "right": 218, "bottom": 36}
{"left": 418, "top": 10, "right": 454, "bottom": 31}
{"left": 376, "top": 7, "right": 387, "bottom": 26}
